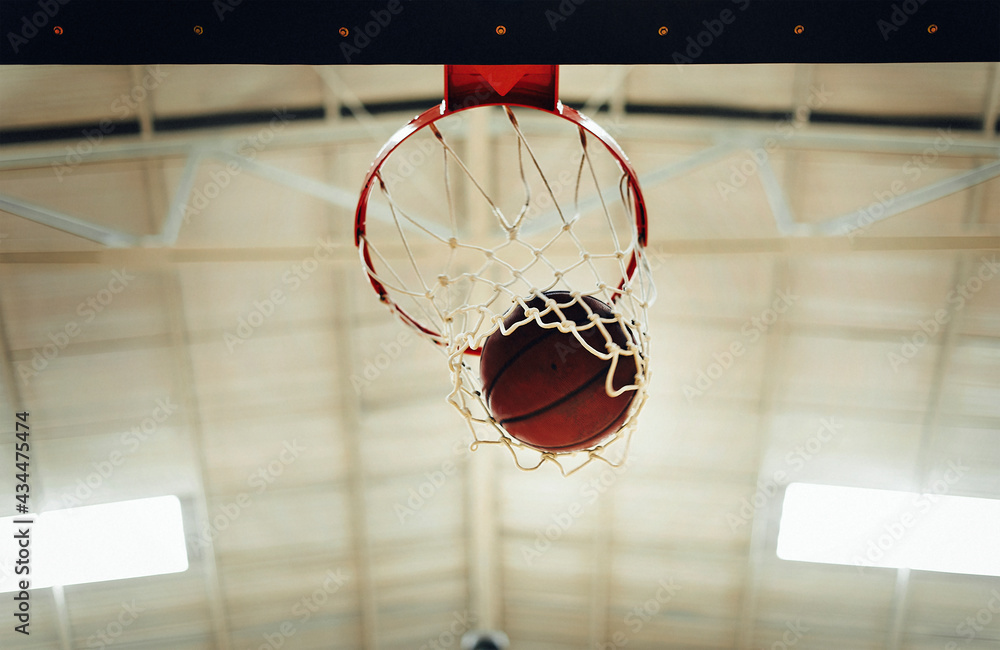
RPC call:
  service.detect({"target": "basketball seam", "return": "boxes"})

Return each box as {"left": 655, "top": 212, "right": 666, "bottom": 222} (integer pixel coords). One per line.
{"left": 482, "top": 327, "right": 560, "bottom": 406}
{"left": 532, "top": 397, "right": 634, "bottom": 451}
{"left": 498, "top": 365, "right": 613, "bottom": 427}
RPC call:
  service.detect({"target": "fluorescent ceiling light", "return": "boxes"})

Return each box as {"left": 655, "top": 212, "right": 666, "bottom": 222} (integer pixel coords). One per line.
{"left": 1, "top": 495, "right": 188, "bottom": 592}
{"left": 777, "top": 483, "right": 1000, "bottom": 577}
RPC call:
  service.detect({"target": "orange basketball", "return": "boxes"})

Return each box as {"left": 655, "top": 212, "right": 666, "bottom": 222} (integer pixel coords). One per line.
{"left": 479, "top": 291, "right": 640, "bottom": 452}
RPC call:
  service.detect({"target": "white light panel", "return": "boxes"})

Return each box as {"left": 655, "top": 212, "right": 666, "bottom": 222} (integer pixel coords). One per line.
{"left": 0, "top": 495, "right": 188, "bottom": 592}
{"left": 777, "top": 483, "right": 1000, "bottom": 577}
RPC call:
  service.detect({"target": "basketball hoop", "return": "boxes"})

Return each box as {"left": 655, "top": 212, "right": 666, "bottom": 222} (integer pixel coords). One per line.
{"left": 354, "top": 65, "right": 653, "bottom": 475}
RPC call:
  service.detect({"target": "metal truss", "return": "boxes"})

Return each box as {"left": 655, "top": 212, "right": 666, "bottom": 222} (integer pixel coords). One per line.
{"left": 1, "top": 115, "right": 997, "bottom": 250}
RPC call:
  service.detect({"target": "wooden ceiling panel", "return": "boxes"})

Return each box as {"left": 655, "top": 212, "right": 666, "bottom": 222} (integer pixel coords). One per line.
{"left": 170, "top": 154, "right": 333, "bottom": 249}
{"left": 332, "top": 65, "right": 441, "bottom": 104}
{"left": 643, "top": 151, "right": 783, "bottom": 239}
{"left": 627, "top": 64, "right": 798, "bottom": 111}
{"left": 627, "top": 406, "right": 761, "bottom": 477}
{"left": 0, "top": 65, "right": 135, "bottom": 129}
{"left": 178, "top": 261, "right": 337, "bottom": 334}
{"left": 764, "top": 411, "right": 925, "bottom": 492}
{"left": 785, "top": 147, "right": 976, "bottom": 235}
{"left": 812, "top": 63, "right": 992, "bottom": 118}
{"left": 0, "top": 159, "right": 164, "bottom": 237}
{"left": 650, "top": 253, "right": 777, "bottom": 321}
{"left": 200, "top": 413, "right": 345, "bottom": 495}
{"left": 154, "top": 65, "right": 324, "bottom": 118}
{"left": 652, "top": 319, "right": 769, "bottom": 406}
{"left": 785, "top": 253, "right": 957, "bottom": 332}
{"left": 186, "top": 330, "right": 340, "bottom": 425}
{"left": 775, "top": 332, "right": 938, "bottom": 414}
{"left": 938, "top": 340, "right": 1000, "bottom": 420}
{"left": 210, "top": 486, "right": 353, "bottom": 560}
{"left": 2, "top": 264, "right": 168, "bottom": 352}
{"left": 0, "top": 208, "right": 106, "bottom": 252}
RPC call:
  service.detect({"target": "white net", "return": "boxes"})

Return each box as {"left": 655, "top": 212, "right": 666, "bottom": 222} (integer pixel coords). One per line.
{"left": 358, "top": 105, "right": 654, "bottom": 475}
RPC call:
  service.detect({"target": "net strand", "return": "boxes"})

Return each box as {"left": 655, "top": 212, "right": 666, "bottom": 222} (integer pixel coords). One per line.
{"left": 429, "top": 122, "right": 511, "bottom": 232}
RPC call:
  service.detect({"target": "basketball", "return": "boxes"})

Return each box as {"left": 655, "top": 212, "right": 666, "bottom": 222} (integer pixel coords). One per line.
{"left": 479, "top": 291, "right": 641, "bottom": 452}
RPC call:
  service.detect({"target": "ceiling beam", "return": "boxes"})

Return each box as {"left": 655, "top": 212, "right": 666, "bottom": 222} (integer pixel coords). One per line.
{"left": 3, "top": 235, "right": 999, "bottom": 268}
{"left": 735, "top": 258, "right": 791, "bottom": 649}
{"left": 808, "top": 160, "right": 1000, "bottom": 237}
{"left": 588, "top": 477, "right": 615, "bottom": 648}
{"left": 160, "top": 268, "right": 234, "bottom": 650}
{"left": 0, "top": 192, "right": 142, "bottom": 247}
{"left": 982, "top": 62, "right": 1000, "bottom": 138}
{"left": 333, "top": 265, "right": 380, "bottom": 649}
{"left": 463, "top": 97, "right": 503, "bottom": 633}
{"left": 468, "top": 447, "right": 501, "bottom": 630}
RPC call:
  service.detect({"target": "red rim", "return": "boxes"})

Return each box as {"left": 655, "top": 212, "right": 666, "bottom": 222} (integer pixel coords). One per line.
{"left": 354, "top": 100, "right": 648, "bottom": 353}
